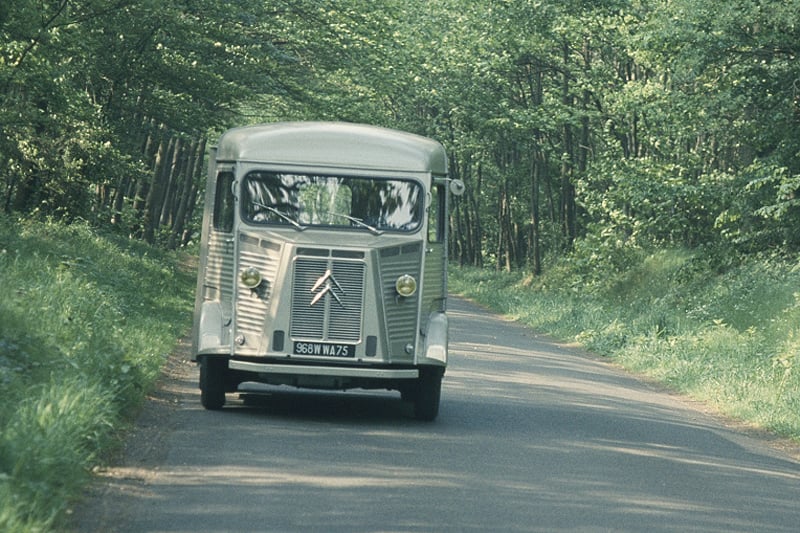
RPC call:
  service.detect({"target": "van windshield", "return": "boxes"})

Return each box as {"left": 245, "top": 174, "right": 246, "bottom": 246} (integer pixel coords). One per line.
{"left": 242, "top": 171, "right": 423, "bottom": 233}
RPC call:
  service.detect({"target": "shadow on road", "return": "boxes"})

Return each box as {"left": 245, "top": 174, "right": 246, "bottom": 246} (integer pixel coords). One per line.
{"left": 71, "top": 297, "right": 800, "bottom": 533}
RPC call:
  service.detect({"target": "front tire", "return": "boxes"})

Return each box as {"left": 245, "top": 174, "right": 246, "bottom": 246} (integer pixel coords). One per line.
{"left": 199, "top": 356, "right": 227, "bottom": 410}
{"left": 413, "top": 367, "right": 443, "bottom": 421}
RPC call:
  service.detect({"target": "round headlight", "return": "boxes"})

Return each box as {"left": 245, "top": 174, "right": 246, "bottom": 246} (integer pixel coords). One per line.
{"left": 240, "top": 267, "right": 262, "bottom": 289}
{"left": 395, "top": 274, "right": 417, "bottom": 297}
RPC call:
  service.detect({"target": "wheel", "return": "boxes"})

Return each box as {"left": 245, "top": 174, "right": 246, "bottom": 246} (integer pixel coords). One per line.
{"left": 413, "top": 367, "right": 443, "bottom": 421}
{"left": 399, "top": 383, "right": 415, "bottom": 403}
{"left": 199, "top": 356, "right": 227, "bottom": 410}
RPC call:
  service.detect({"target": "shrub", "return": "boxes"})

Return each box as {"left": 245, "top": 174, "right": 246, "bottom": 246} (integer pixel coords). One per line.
{"left": 449, "top": 245, "right": 800, "bottom": 440}
{"left": 0, "top": 217, "right": 194, "bottom": 531}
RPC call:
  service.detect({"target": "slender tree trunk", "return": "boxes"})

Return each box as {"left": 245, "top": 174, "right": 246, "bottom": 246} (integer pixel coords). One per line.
{"left": 530, "top": 147, "right": 542, "bottom": 276}
{"left": 561, "top": 42, "right": 576, "bottom": 249}
{"left": 133, "top": 122, "right": 159, "bottom": 217}
{"left": 110, "top": 175, "right": 129, "bottom": 225}
{"left": 470, "top": 161, "right": 484, "bottom": 267}
{"left": 527, "top": 60, "right": 544, "bottom": 275}
{"left": 170, "top": 136, "right": 205, "bottom": 249}
{"left": 159, "top": 136, "right": 182, "bottom": 227}
{"left": 143, "top": 131, "right": 172, "bottom": 244}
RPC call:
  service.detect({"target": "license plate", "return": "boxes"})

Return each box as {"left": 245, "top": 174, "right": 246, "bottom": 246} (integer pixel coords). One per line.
{"left": 293, "top": 341, "right": 355, "bottom": 358}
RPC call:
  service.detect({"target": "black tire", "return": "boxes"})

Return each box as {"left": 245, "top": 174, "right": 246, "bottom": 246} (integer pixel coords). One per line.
{"left": 399, "top": 383, "right": 415, "bottom": 403}
{"left": 199, "top": 356, "right": 227, "bottom": 410}
{"left": 413, "top": 367, "right": 443, "bottom": 421}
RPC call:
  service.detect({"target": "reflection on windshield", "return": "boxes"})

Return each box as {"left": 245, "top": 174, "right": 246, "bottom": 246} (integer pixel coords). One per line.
{"left": 242, "top": 172, "right": 423, "bottom": 232}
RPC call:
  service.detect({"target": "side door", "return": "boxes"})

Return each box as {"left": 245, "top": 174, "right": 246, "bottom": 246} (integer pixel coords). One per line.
{"left": 193, "top": 166, "right": 236, "bottom": 354}
{"left": 421, "top": 181, "right": 447, "bottom": 315}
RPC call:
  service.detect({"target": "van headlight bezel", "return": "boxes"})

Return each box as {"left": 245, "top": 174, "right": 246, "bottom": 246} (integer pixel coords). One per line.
{"left": 395, "top": 274, "right": 417, "bottom": 297}
{"left": 240, "top": 266, "right": 262, "bottom": 289}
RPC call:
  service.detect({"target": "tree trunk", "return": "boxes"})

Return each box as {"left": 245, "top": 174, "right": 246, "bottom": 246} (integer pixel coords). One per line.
{"left": 561, "top": 42, "right": 576, "bottom": 249}
{"left": 530, "top": 146, "right": 543, "bottom": 276}
{"left": 143, "top": 131, "right": 172, "bottom": 244}
{"left": 159, "top": 136, "right": 182, "bottom": 227}
{"left": 170, "top": 136, "right": 205, "bottom": 249}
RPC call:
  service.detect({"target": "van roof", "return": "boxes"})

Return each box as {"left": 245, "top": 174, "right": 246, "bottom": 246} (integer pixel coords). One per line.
{"left": 215, "top": 122, "right": 447, "bottom": 175}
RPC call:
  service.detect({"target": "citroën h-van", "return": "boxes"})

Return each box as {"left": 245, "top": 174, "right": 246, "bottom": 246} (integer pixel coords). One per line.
{"left": 191, "top": 122, "right": 464, "bottom": 420}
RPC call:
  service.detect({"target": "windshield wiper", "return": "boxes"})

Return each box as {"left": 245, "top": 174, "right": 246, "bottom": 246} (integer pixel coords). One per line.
{"left": 253, "top": 202, "right": 306, "bottom": 231}
{"left": 331, "top": 213, "right": 383, "bottom": 235}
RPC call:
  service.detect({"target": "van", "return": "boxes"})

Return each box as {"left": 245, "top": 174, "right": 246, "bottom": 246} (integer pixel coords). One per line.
{"left": 191, "top": 122, "right": 464, "bottom": 420}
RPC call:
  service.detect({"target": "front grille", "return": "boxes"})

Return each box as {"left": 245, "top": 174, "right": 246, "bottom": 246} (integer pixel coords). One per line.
{"left": 290, "top": 253, "right": 365, "bottom": 342}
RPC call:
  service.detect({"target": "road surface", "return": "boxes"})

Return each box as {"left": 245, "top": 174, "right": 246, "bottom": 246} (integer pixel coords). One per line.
{"left": 71, "top": 297, "right": 800, "bottom": 532}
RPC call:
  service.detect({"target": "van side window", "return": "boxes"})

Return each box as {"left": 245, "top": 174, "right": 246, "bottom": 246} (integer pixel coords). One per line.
{"left": 428, "top": 184, "right": 446, "bottom": 243}
{"left": 213, "top": 172, "right": 235, "bottom": 233}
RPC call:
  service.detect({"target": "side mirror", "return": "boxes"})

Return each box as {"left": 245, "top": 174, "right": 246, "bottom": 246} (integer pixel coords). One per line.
{"left": 449, "top": 179, "right": 466, "bottom": 196}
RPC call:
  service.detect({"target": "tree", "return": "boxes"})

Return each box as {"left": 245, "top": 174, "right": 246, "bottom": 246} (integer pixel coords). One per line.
{"left": 4, "top": 0, "right": 800, "bottom": 263}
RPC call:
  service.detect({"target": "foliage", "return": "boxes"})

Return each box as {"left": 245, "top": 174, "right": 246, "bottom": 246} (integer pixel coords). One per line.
{"left": 449, "top": 247, "right": 800, "bottom": 440}
{"left": 0, "top": 217, "right": 194, "bottom": 531}
{"left": 3, "top": 0, "right": 800, "bottom": 263}
{"left": 0, "top": 1, "right": 353, "bottom": 245}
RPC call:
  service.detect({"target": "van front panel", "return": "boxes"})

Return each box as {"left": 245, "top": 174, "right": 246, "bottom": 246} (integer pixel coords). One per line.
{"left": 229, "top": 234, "right": 422, "bottom": 364}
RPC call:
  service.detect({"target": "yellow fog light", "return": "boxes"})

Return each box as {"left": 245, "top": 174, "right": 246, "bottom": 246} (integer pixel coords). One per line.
{"left": 395, "top": 274, "right": 417, "bottom": 297}
{"left": 240, "top": 267, "right": 262, "bottom": 288}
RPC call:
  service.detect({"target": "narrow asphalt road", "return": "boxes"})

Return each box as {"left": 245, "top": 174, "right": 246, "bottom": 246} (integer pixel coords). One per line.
{"left": 71, "top": 297, "right": 800, "bottom": 532}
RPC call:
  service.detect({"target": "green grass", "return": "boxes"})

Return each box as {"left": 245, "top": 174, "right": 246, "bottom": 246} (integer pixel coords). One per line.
{"left": 0, "top": 217, "right": 195, "bottom": 532}
{"left": 450, "top": 246, "right": 800, "bottom": 441}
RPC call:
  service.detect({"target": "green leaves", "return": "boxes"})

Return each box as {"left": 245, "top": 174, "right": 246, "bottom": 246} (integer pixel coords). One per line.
{"left": 3, "top": 0, "right": 800, "bottom": 260}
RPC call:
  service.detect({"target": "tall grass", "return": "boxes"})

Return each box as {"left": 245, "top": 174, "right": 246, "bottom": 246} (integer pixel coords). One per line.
{"left": 450, "top": 246, "right": 800, "bottom": 440}
{"left": 0, "top": 217, "right": 195, "bottom": 532}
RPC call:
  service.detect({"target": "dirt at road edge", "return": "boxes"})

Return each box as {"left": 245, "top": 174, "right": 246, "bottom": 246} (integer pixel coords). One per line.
{"left": 66, "top": 338, "right": 198, "bottom": 532}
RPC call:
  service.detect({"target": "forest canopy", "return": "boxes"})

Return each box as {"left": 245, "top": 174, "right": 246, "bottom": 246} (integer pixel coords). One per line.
{"left": 2, "top": 0, "right": 799, "bottom": 269}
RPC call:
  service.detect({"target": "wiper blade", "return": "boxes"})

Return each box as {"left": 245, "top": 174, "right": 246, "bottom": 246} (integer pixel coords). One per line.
{"left": 253, "top": 202, "right": 306, "bottom": 231}
{"left": 331, "top": 213, "right": 383, "bottom": 235}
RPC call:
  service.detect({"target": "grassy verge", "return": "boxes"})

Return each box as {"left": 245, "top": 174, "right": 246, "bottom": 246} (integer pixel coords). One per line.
{"left": 449, "top": 246, "right": 800, "bottom": 440}
{"left": 0, "top": 217, "right": 195, "bottom": 532}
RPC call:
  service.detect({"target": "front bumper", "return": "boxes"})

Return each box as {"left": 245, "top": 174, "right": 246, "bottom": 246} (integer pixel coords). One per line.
{"left": 228, "top": 359, "right": 419, "bottom": 379}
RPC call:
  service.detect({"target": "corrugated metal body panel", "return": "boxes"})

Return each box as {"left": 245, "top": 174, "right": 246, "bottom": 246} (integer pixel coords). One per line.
{"left": 235, "top": 239, "right": 281, "bottom": 335}
{"left": 422, "top": 244, "right": 446, "bottom": 314}
{"left": 379, "top": 243, "right": 421, "bottom": 357}
{"left": 205, "top": 232, "right": 234, "bottom": 304}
